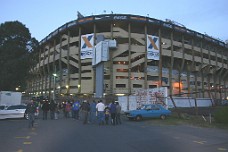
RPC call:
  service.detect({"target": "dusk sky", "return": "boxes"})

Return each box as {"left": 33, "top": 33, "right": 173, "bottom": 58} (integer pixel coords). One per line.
{"left": 1, "top": 0, "right": 228, "bottom": 42}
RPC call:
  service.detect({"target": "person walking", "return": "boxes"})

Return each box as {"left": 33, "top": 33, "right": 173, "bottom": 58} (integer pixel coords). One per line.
{"left": 26, "top": 100, "right": 36, "bottom": 128}
{"left": 96, "top": 100, "right": 105, "bottom": 125}
{"left": 65, "top": 101, "right": 71, "bottom": 118}
{"left": 80, "top": 100, "right": 90, "bottom": 124}
{"left": 72, "top": 100, "right": 80, "bottom": 120}
{"left": 104, "top": 105, "right": 110, "bottom": 125}
{"left": 115, "top": 101, "right": 122, "bottom": 125}
{"left": 110, "top": 101, "right": 117, "bottom": 125}
{"left": 49, "top": 100, "right": 56, "bottom": 120}
{"left": 42, "top": 101, "right": 49, "bottom": 120}
{"left": 89, "top": 100, "right": 97, "bottom": 124}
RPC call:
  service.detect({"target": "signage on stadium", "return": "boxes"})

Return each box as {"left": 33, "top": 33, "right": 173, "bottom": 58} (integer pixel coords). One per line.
{"left": 113, "top": 16, "right": 127, "bottom": 20}
{"left": 81, "top": 33, "right": 94, "bottom": 59}
{"left": 147, "top": 35, "right": 160, "bottom": 60}
{"left": 78, "top": 17, "right": 93, "bottom": 24}
{"left": 95, "top": 15, "right": 112, "bottom": 20}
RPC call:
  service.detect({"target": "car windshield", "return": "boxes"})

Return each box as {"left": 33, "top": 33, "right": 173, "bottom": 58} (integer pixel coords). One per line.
{"left": 141, "top": 105, "right": 152, "bottom": 110}
{"left": 141, "top": 105, "right": 160, "bottom": 110}
{"left": 0, "top": 106, "right": 6, "bottom": 110}
{"left": 7, "top": 105, "right": 26, "bottom": 110}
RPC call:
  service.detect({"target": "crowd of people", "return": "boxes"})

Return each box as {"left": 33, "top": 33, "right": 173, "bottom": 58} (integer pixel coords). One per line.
{"left": 26, "top": 99, "right": 122, "bottom": 127}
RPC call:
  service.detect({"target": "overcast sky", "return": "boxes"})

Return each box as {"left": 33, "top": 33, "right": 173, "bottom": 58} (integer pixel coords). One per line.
{"left": 1, "top": 0, "right": 228, "bottom": 42}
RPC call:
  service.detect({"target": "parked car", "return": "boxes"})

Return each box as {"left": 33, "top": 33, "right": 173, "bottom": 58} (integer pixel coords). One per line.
{"left": 221, "top": 100, "right": 228, "bottom": 106}
{"left": 0, "top": 104, "right": 27, "bottom": 119}
{"left": 0, "top": 105, "right": 7, "bottom": 110}
{"left": 126, "top": 104, "right": 171, "bottom": 121}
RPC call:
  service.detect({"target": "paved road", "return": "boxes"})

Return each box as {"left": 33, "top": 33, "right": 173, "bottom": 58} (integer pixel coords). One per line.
{"left": 0, "top": 115, "right": 228, "bottom": 152}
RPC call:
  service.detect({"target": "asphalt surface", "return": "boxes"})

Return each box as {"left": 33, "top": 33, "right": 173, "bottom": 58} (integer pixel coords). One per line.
{"left": 0, "top": 113, "right": 228, "bottom": 152}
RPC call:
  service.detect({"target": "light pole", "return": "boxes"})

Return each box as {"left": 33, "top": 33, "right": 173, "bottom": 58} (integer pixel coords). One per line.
{"left": 53, "top": 73, "right": 57, "bottom": 101}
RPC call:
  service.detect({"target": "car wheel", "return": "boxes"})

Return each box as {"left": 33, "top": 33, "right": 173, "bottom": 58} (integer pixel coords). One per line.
{"left": 160, "top": 115, "right": 166, "bottom": 120}
{"left": 135, "top": 115, "right": 142, "bottom": 121}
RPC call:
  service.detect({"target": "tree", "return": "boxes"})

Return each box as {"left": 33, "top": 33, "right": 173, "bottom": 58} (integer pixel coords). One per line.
{"left": 0, "top": 21, "right": 39, "bottom": 91}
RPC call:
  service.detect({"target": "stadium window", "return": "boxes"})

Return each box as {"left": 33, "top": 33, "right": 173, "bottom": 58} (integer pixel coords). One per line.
{"left": 116, "top": 38, "right": 129, "bottom": 44}
{"left": 69, "top": 56, "right": 78, "bottom": 63}
{"left": 104, "top": 75, "right": 110, "bottom": 79}
{"left": 81, "top": 62, "right": 92, "bottom": 66}
{"left": 149, "top": 85, "right": 157, "bottom": 88}
{"left": 81, "top": 77, "right": 92, "bottom": 80}
{"left": 116, "top": 76, "right": 128, "bottom": 79}
{"left": 133, "top": 84, "right": 142, "bottom": 88}
{"left": 69, "top": 41, "right": 79, "bottom": 47}
{"left": 203, "top": 53, "right": 209, "bottom": 59}
{"left": 71, "top": 78, "right": 78, "bottom": 81}
{"left": 81, "top": 70, "right": 91, "bottom": 73}
{"left": 190, "top": 81, "right": 195, "bottom": 85}
{"left": 116, "top": 84, "right": 126, "bottom": 88}
{"left": 147, "top": 61, "right": 158, "bottom": 66}
{"left": 147, "top": 76, "right": 159, "bottom": 81}
{"left": 217, "top": 57, "right": 223, "bottom": 63}
{"left": 116, "top": 69, "right": 128, "bottom": 72}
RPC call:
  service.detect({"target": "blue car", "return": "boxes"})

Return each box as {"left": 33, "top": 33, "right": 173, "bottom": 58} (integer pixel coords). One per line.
{"left": 126, "top": 104, "right": 171, "bottom": 121}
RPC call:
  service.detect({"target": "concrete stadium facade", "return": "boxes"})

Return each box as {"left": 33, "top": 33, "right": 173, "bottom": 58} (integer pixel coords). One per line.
{"left": 28, "top": 14, "right": 228, "bottom": 101}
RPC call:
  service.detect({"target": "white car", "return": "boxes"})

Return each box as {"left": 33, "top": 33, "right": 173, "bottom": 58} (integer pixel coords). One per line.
{"left": 0, "top": 105, "right": 27, "bottom": 119}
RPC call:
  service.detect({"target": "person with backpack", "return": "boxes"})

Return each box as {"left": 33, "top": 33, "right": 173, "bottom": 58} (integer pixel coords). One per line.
{"left": 72, "top": 100, "right": 80, "bottom": 120}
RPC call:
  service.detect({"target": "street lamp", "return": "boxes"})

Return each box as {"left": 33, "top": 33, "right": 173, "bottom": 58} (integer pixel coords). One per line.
{"left": 53, "top": 73, "right": 57, "bottom": 101}
{"left": 78, "top": 84, "right": 81, "bottom": 93}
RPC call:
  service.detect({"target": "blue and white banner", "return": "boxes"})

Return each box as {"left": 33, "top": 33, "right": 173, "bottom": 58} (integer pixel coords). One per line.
{"left": 147, "top": 35, "right": 160, "bottom": 60}
{"left": 81, "top": 33, "right": 94, "bottom": 59}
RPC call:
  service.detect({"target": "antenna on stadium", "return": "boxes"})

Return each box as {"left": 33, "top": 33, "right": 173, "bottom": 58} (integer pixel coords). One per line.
{"left": 77, "top": 11, "right": 84, "bottom": 19}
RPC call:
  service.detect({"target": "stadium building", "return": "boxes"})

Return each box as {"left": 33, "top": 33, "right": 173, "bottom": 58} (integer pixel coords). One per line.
{"left": 28, "top": 13, "right": 228, "bottom": 102}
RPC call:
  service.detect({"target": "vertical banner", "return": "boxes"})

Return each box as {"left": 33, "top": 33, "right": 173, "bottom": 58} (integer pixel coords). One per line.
{"left": 147, "top": 35, "right": 160, "bottom": 60}
{"left": 81, "top": 33, "right": 94, "bottom": 59}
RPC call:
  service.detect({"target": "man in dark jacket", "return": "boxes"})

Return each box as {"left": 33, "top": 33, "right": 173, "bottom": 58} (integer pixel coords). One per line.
{"left": 26, "top": 100, "right": 36, "bottom": 128}
{"left": 49, "top": 100, "right": 56, "bottom": 120}
{"left": 80, "top": 100, "right": 90, "bottom": 124}
{"left": 110, "top": 101, "right": 117, "bottom": 125}
{"left": 42, "top": 101, "right": 49, "bottom": 120}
